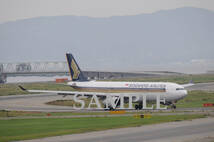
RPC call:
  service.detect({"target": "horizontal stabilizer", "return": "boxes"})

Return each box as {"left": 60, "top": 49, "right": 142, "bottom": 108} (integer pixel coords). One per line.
{"left": 18, "top": 85, "right": 27, "bottom": 91}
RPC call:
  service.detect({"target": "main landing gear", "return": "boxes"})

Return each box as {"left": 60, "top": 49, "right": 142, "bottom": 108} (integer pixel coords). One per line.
{"left": 135, "top": 102, "right": 143, "bottom": 110}
{"left": 135, "top": 102, "right": 177, "bottom": 110}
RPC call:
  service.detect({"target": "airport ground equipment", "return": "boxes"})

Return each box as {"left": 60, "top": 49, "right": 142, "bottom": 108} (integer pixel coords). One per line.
{"left": 0, "top": 73, "right": 7, "bottom": 83}
{"left": 0, "top": 63, "right": 6, "bottom": 83}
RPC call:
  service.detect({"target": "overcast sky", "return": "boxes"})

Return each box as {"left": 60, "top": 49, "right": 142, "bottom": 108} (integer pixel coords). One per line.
{"left": 0, "top": 0, "right": 214, "bottom": 24}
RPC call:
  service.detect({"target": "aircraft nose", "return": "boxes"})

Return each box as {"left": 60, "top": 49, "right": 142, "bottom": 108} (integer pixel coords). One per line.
{"left": 183, "top": 90, "right": 188, "bottom": 97}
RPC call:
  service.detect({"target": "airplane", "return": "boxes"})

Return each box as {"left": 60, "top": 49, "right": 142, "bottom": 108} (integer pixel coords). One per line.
{"left": 19, "top": 53, "right": 193, "bottom": 110}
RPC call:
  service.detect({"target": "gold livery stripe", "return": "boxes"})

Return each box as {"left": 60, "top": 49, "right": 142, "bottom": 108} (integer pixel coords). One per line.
{"left": 72, "top": 87, "right": 166, "bottom": 93}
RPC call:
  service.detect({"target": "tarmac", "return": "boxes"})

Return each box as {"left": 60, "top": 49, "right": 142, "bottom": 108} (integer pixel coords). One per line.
{"left": 0, "top": 93, "right": 214, "bottom": 112}
{"left": 0, "top": 82, "right": 214, "bottom": 112}
{"left": 0, "top": 93, "right": 76, "bottom": 112}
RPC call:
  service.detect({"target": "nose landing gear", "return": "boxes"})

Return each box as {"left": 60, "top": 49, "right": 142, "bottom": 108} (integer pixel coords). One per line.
{"left": 160, "top": 101, "right": 177, "bottom": 109}
{"left": 170, "top": 104, "right": 176, "bottom": 109}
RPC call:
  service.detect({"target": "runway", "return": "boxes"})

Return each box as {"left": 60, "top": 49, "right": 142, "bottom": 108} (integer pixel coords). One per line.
{"left": 21, "top": 117, "right": 214, "bottom": 142}
{"left": 0, "top": 93, "right": 214, "bottom": 112}
{"left": 0, "top": 93, "right": 78, "bottom": 112}
{"left": 0, "top": 82, "right": 214, "bottom": 112}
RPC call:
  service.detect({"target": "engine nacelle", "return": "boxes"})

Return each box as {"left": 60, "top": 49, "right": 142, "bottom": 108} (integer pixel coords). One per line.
{"left": 102, "top": 96, "right": 120, "bottom": 109}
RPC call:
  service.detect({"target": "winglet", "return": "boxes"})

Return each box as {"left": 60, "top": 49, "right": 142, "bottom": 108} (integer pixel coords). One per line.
{"left": 181, "top": 81, "right": 195, "bottom": 88}
{"left": 189, "top": 79, "right": 193, "bottom": 84}
{"left": 18, "top": 85, "right": 27, "bottom": 91}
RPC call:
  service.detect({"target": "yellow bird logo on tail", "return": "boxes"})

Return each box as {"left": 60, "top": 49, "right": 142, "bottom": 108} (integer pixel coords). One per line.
{"left": 71, "top": 59, "right": 80, "bottom": 79}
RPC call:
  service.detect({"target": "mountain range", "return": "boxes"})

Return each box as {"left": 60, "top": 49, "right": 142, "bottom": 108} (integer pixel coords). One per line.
{"left": 0, "top": 7, "right": 214, "bottom": 73}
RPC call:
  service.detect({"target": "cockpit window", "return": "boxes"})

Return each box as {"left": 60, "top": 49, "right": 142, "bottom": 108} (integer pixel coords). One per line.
{"left": 176, "top": 88, "right": 184, "bottom": 90}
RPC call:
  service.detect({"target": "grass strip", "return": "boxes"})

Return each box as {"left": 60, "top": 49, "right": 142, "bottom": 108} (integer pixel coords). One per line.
{"left": 0, "top": 114, "right": 205, "bottom": 142}
{"left": 107, "top": 74, "right": 214, "bottom": 84}
{"left": 0, "top": 82, "right": 73, "bottom": 96}
{"left": 177, "top": 91, "right": 214, "bottom": 108}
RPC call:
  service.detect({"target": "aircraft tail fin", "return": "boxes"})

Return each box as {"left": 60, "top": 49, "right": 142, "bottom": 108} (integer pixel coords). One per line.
{"left": 66, "top": 53, "right": 87, "bottom": 81}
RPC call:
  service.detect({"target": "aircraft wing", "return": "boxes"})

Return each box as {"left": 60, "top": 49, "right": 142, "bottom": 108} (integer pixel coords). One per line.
{"left": 181, "top": 83, "right": 195, "bottom": 88}
{"left": 180, "top": 79, "right": 195, "bottom": 88}
{"left": 18, "top": 85, "right": 128, "bottom": 97}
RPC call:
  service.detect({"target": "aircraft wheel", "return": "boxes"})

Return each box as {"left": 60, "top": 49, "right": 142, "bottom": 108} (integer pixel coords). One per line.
{"left": 139, "top": 104, "right": 142, "bottom": 110}
{"left": 171, "top": 104, "right": 176, "bottom": 109}
{"left": 109, "top": 107, "right": 115, "bottom": 111}
{"left": 135, "top": 105, "right": 139, "bottom": 110}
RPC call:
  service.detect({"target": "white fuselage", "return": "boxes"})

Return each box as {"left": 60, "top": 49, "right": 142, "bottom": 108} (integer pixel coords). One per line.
{"left": 67, "top": 81, "right": 187, "bottom": 103}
